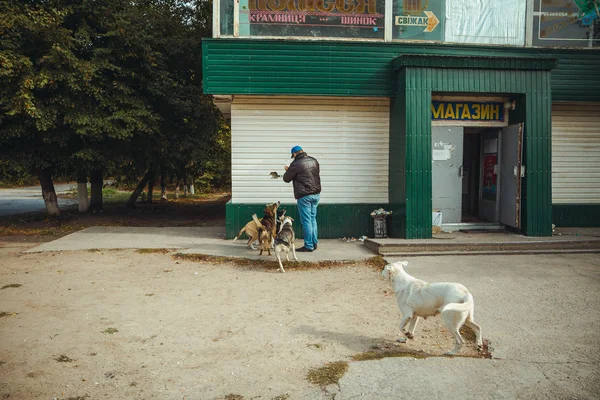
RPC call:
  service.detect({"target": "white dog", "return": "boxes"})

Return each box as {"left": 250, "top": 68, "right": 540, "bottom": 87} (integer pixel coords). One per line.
{"left": 382, "top": 261, "right": 483, "bottom": 355}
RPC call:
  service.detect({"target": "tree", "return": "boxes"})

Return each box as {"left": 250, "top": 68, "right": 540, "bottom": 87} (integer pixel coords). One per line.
{"left": 0, "top": 0, "right": 158, "bottom": 214}
{"left": 0, "top": 0, "right": 229, "bottom": 215}
{"left": 0, "top": 2, "right": 81, "bottom": 215}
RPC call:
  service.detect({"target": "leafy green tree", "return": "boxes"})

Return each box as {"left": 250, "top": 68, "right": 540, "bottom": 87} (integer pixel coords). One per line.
{"left": 1, "top": 0, "right": 228, "bottom": 215}
{"left": 1, "top": 2, "right": 82, "bottom": 215}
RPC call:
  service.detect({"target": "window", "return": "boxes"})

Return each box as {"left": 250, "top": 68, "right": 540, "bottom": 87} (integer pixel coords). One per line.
{"left": 533, "top": 0, "right": 600, "bottom": 47}
{"left": 216, "top": 0, "right": 599, "bottom": 48}
{"left": 238, "top": 0, "right": 385, "bottom": 39}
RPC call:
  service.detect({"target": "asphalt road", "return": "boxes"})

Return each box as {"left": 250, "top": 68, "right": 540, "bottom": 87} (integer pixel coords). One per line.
{"left": 0, "top": 183, "right": 78, "bottom": 217}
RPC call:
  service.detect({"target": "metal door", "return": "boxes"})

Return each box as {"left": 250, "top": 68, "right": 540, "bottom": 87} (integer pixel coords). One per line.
{"left": 432, "top": 127, "right": 464, "bottom": 223}
{"left": 499, "top": 123, "right": 524, "bottom": 229}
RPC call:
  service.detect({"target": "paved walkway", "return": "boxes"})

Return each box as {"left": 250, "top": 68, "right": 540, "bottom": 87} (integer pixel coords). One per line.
{"left": 26, "top": 226, "right": 375, "bottom": 261}
{"left": 25, "top": 226, "right": 600, "bottom": 260}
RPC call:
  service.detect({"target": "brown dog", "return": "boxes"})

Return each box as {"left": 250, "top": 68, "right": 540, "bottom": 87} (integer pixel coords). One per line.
{"left": 252, "top": 211, "right": 277, "bottom": 256}
{"left": 232, "top": 202, "right": 280, "bottom": 250}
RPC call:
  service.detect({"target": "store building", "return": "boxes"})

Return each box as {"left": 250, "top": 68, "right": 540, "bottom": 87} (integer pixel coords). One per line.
{"left": 203, "top": 0, "right": 600, "bottom": 239}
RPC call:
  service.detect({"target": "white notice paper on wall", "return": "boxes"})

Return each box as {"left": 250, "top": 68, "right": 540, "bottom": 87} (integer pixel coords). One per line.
{"left": 484, "top": 138, "right": 498, "bottom": 154}
{"left": 433, "top": 149, "right": 451, "bottom": 161}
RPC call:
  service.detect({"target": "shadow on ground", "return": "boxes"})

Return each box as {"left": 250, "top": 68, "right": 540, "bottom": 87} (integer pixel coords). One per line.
{"left": 0, "top": 193, "right": 230, "bottom": 242}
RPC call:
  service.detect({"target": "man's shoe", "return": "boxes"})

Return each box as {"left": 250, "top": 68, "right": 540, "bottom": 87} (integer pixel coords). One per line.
{"left": 314, "top": 244, "right": 318, "bottom": 250}
{"left": 296, "top": 246, "right": 314, "bottom": 252}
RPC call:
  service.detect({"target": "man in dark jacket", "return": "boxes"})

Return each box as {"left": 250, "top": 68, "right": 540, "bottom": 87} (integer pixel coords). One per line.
{"left": 283, "top": 145, "right": 321, "bottom": 252}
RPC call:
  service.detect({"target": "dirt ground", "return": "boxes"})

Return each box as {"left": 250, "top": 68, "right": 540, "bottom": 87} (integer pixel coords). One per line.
{"left": 0, "top": 245, "right": 487, "bottom": 400}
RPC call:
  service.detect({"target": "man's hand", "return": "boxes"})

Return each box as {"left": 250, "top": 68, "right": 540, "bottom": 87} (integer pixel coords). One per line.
{"left": 284, "top": 166, "right": 289, "bottom": 171}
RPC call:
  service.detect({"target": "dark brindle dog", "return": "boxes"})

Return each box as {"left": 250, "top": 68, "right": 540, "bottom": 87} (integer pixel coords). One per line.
{"left": 251, "top": 202, "right": 280, "bottom": 255}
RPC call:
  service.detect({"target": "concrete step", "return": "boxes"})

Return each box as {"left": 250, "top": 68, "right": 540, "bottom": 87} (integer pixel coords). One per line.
{"left": 364, "top": 238, "right": 600, "bottom": 255}
{"left": 382, "top": 249, "right": 600, "bottom": 257}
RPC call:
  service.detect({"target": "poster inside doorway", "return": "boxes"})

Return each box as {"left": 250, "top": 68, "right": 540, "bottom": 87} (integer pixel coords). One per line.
{"left": 483, "top": 154, "right": 497, "bottom": 198}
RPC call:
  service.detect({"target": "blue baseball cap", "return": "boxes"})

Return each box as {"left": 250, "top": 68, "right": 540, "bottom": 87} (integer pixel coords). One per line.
{"left": 290, "top": 145, "right": 303, "bottom": 157}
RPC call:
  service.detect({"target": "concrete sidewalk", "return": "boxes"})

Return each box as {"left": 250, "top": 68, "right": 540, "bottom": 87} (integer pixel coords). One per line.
{"left": 24, "top": 226, "right": 600, "bottom": 260}
{"left": 26, "top": 226, "right": 375, "bottom": 261}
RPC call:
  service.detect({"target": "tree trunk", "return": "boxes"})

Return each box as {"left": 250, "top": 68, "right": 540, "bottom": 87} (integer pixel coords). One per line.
{"left": 175, "top": 179, "right": 181, "bottom": 199}
{"left": 90, "top": 169, "right": 103, "bottom": 212}
{"left": 36, "top": 168, "right": 60, "bottom": 216}
{"left": 146, "top": 173, "right": 155, "bottom": 204}
{"left": 126, "top": 167, "right": 155, "bottom": 208}
{"left": 160, "top": 170, "right": 167, "bottom": 201}
{"left": 77, "top": 170, "right": 89, "bottom": 212}
{"left": 189, "top": 177, "right": 195, "bottom": 195}
{"left": 183, "top": 175, "right": 188, "bottom": 197}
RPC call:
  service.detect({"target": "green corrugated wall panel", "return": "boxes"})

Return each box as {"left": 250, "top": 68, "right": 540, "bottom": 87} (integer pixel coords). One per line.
{"left": 553, "top": 205, "right": 600, "bottom": 227}
{"left": 203, "top": 39, "right": 600, "bottom": 101}
{"left": 393, "top": 63, "right": 553, "bottom": 238}
{"left": 403, "top": 68, "right": 432, "bottom": 239}
{"left": 388, "top": 90, "right": 407, "bottom": 237}
{"left": 226, "top": 202, "right": 389, "bottom": 239}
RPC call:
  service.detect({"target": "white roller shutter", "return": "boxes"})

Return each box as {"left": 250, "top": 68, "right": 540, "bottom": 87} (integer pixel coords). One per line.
{"left": 552, "top": 103, "right": 600, "bottom": 204}
{"left": 231, "top": 96, "right": 390, "bottom": 204}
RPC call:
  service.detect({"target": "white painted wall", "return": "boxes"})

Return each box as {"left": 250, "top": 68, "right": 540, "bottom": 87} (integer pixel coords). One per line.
{"left": 552, "top": 102, "right": 600, "bottom": 204}
{"left": 231, "top": 96, "right": 390, "bottom": 204}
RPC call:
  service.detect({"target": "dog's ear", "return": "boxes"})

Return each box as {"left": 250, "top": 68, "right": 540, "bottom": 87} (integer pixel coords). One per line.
{"left": 394, "top": 261, "right": 408, "bottom": 270}
{"left": 289, "top": 217, "right": 294, "bottom": 222}
{"left": 382, "top": 264, "right": 395, "bottom": 281}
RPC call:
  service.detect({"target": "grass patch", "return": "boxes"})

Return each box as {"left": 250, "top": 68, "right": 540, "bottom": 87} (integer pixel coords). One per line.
{"left": 145, "top": 293, "right": 155, "bottom": 296}
{"left": 0, "top": 225, "right": 77, "bottom": 237}
{"left": 306, "top": 361, "right": 349, "bottom": 387}
{"left": 136, "top": 248, "right": 174, "bottom": 254}
{"left": 102, "top": 327, "right": 119, "bottom": 334}
{"left": 0, "top": 312, "right": 17, "bottom": 318}
{"left": 54, "top": 355, "right": 75, "bottom": 363}
{"left": 1, "top": 283, "right": 22, "bottom": 289}
{"left": 221, "top": 395, "right": 244, "bottom": 400}
{"left": 363, "top": 255, "right": 387, "bottom": 269}
{"left": 172, "top": 253, "right": 387, "bottom": 272}
{"left": 272, "top": 395, "right": 289, "bottom": 400}
{"left": 352, "top": 348, "right": 430, "bottom": 361}
{"left": 62, "top": 186, "right": 220, "bottom": 205}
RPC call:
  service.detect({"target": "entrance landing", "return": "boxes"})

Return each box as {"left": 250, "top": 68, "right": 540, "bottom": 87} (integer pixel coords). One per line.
{"left": 365, "top": 228, "right": 600, "bottom": 256}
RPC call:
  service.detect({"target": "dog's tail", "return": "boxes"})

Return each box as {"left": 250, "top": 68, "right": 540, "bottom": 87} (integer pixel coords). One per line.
{"left": 232, "top": 225, "right": 248, "bottom": 242}
{"left": 251, "top": 214, "right": 265, "bottom": 229}
{"left": 441, "top": 293, "right": 474, "bottom": 313}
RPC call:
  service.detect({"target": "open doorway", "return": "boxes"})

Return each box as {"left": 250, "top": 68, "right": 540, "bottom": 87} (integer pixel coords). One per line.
{"left": 432, "top": 124, "right": 523, "bottom": 232}
{"left": 462, "top": 128, "right": 483, "bottom": 222}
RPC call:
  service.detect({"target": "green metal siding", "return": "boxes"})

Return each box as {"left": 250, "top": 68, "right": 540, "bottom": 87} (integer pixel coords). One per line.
{"left": 226, "top": 202, "right": 389, "bottom": 239}
{"left": 202, "top": 39, "right": 600, "bottom": 102}
{"left": 553, "top": 205, "right": 600, "bottom": 227}
{"left": 404, "top": 68, "right": 433, "bottom": 239}
{"left": 393, "top": 57, "right": 553, "bottom": 238}
{"left": 388, "top": 91, "right": 407, "bottom": 238}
